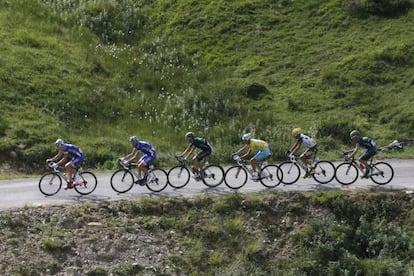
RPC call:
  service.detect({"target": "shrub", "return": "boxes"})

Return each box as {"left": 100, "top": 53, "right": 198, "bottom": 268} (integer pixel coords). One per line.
{"left": 346, "top": 0, "right": 412, "bottom": 16}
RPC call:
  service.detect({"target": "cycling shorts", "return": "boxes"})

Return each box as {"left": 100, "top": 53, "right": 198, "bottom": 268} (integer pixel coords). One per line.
{"left": 139, "top": 152, "right": 157, "bottom": 166}
{"left": 360, "top": 148, "right": 377, "bottom": 161}
{"left": 70, "top": 156, "right": 84, "bottom": 168}
{"left": 196, "top": 148, "right": 212, "bottom": 161}
{"left": 254, "top": 148, "right": 271, "bottom": 162}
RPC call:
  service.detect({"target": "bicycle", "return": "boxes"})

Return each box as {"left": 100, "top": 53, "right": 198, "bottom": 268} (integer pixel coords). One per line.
{"left": 224, "top": 155, "right": 283, "bottom": 189}
{"left": 167, "top": 156, "right": 224, "bottom": 188}
{"left": 39, "top": 162, "right": 97, "bottom": 196}
{"left": 278, "top": 154, "right": 336, "bottom": 185}
{"left": 110, "top": 160, "right": 169, "bottom": 193}
{"left": 334, "top": 151, "right": 394, "bottom": 185}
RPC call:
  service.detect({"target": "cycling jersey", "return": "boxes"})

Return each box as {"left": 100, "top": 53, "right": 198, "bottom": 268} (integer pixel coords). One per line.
{"left": 249, "top": 139, "right": 269, "bottom": 152}
{"left": 297, "top": 134, "right": 316, "bottom": 148}
{"left": 357, "top": 137, "right": 376, "bottom": 150}
{"left": 63, "top": 144, "right": 84, "bottom": 167}
{"left": 135, "top": 141, "right": 157, "bottom": 155}
{"left": 191, "top": 137, "right": 211, "bottom": 151}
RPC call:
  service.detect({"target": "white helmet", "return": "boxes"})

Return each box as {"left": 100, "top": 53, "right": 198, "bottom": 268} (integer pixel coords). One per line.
{"left": 54, "top": 138, "right": 64, "bottom": 146}
{"left": 242, "top": 133, "right": 252, "bottom": 141}
{"left": 129, "top": 135, "right": 139, "bottom": 143}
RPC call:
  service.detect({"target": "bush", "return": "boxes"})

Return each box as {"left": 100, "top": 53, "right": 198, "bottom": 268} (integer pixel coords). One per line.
{"left": 346, "top": 0, "right": 412, "bottom": 16}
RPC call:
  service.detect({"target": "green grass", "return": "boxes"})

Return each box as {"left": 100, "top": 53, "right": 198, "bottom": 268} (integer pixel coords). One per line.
{"left": 0, "top": 0, "right": 413, "bottom": 173}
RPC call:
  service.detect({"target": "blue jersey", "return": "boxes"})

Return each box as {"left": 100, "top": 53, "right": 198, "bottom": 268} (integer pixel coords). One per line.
{"left": 357, "top": 137, "right": 376, "bottom": 150}
{"left": 135, "top": 141, "right": 156, "bottom": 155}
{"left": 63, "top": 144, "right": 84, "bottom": 158}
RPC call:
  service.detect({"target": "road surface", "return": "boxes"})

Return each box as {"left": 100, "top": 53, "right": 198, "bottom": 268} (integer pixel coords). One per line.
{"left": 0, "top": 159, "right": 413, "bottom": 210}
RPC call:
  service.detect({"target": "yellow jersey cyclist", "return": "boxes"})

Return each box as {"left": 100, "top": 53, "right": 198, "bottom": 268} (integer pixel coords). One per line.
{"left": 347, "top": 130, "right": 378, "bottom": 178}
{"left": 232, "top": 133, "right": 271, "bottom": 180}
{"left": 287, "top": 128, "right": 318, "bottom": 178}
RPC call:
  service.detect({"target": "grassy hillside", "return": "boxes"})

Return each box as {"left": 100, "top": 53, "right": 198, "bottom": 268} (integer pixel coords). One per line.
{"left": 1, "top": 191, "right": 414, "bottom": 274}
{"left": 0, "top": 0, "right": 413, "bottom": 172}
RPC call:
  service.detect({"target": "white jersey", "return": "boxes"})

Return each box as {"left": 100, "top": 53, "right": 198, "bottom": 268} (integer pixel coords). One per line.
{"left": 297, "top": 134, "right": 316, "bottom": 148}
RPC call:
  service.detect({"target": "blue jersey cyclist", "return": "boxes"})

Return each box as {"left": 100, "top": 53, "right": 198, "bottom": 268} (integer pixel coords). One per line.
{"left": 122, "top": 136, "right": 157, "bottom": 184}
{"left": 46, "top": 138, "right": 85, "bottom": 189}
{"left": 348, "top": 130, "right": 377, "bottom": 178}
{"left": 233, "top": 133, "right": 271, "bottom": 180}
{"left": 180, "top": 132, "right": 212, "bottom": 179}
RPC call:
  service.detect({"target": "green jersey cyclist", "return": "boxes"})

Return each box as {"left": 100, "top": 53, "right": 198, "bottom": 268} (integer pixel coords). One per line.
{"left": 347, "top": 130, "right": 378, "bottom": 178}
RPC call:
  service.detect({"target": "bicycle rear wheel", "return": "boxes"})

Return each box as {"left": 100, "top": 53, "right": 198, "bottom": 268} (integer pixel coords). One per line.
{"left": 312, "top": 160, "right": 336, "bottom": 184}
{"left": 75, "top": 171, "right": 98, "bottom": 195}
{"left": 202, "top": 164, "right": 224, "bottom": 188}
{"left": 168, "top": 165, "right": 190, "bottom": 189}
{"left": 278, "top": 161, "right": 300, "bottom": 185}
{"left": 39, "top": 172, "right": 62, "bottom": 196}
{"left": 259, "top": 164, "right": 283, "bottom": 188}
{"left": 335, "top": 162, "right": 359, "bottom": 185}
{"left": 110, "top": 169, "right": 134, "bottom": 193}
{"left": 146, "top": 168, "right": 168, "bottom": 192}
{"left": 224, "top": 166, "right": 248, "bottom": 189}
{"left": 370, "top": 162, "right": 394, "bottom": 185}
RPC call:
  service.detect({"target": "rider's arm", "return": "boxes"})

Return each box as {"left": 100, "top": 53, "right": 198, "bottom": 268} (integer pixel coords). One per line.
{"left": 289, "top": 141, "right": 301, "bottom": 155}
{"left": 181, "top": 144, "right": 194, "bottom": 159}
{"left": 47, "top": 150, "right": 64, "bottom": 163}
{"left": 124, "top": 148, "right": 139, "bottom": 163}
{"left": 348, "top": 144, "right": 360, "bottom": 158}
{"left": 233, "top": 144, "right": 248, "bottom": 156}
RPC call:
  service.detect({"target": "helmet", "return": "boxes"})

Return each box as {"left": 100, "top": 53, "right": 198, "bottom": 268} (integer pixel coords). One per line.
{"left": 350, "top": 130, "right": 360, "bottom": 138}
{"left": 129, "top": 135, "right": 139, "bottom": 143}
{"left": 54, "top": 138, "right": 64, "bottom": 146}
{"left": 292, "top": 128, "right": 302, "bottom": 137}
{"left": 242, "top": 133, "right": 252, "bottom": 141}
{"left": 185, "top": 132, "right": 194, "bottom": 139}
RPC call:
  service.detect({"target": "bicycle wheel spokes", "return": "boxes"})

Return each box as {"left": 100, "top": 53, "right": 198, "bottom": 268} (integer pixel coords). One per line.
{"left": 279, "top": 161, "right": 300, "bottom": 185}
{"left": 334, "top": 163, "right": 359, "bottom": 185}
{"left": 224, "top": 166, "right": 248, "bottom": 189}
{"left": 370, "top": 162, "right": 394, "bottom": 185}
{"left": 168, "top": 166, "right": 190, "bottom": 189}
{"left": 75, "top": 172, "right": 98, "bottom": 195}
{"left": 202, "top": 164, "right": 224, "bottom": 188}
{"left": 146, "top": 168, "right": 168, "bottom": 192}
{"left": 39, "top": 173, "right": 62, "bottom": 196}
{"left": 259, "top": 164, "right": 283, "bottom": 188}
{"left": 110, "top": 169, "right": 134, "bottom": 193}
{"left": 312, "top": 161, "right": 336, "bottom": 184}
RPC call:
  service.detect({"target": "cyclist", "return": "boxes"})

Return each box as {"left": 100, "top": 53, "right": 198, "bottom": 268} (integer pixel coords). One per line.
{"left": 287, "top": 128, "right": 317, "bottom": 178}
{"left": 179, "top": 132, "right": 212, "bottom": 180}
{"left": 232, "top": 133, "right": 271, "bottom": 180}
{"left": 121, "top": 136, "right": 157, "bottom": 184}
{"left": 46, "top": 138, "right": 85, "bottom": 189}
{"left": 347, "top": 130, "right": 377, "bottom": 178}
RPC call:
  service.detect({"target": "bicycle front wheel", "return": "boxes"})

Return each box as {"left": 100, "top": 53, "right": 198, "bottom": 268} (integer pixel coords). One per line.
{"left": 202, "top": 164, "right": 224, "bottom": 188}
{"left": 168, "top": 165, "right": 190, "bottom": 189}
{"left": 39, "top": 172, "right": 62, "bottom": 196}
{"left": 110, "top": 169, "right": 134, "bottom": 193}
{"left": 146, "top": 168, "right": 168, "bottom": 192}
{"left": 224, "top": 166, "right": 248, "bottom": 189}
{"left": 335, "top": 162, "right": 359, "bottom": 185}
{"left": 312, "top": 161, "right": 336, "bottom": 184}
{"left": 278, "top": 161, "right": 300, "bottom": 185}
{"left": 75, "top": 171, "right": 98, "bottom": 195}
{"left": 370, "top": 162, "right": 394, "bottom": 185}
{"left": 259, "top": 164, "right": 283, "bottom": 188}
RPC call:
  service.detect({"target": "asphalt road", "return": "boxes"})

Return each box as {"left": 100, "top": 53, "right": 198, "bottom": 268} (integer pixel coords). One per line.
{"left": 0, "top": 159, "right": 413, "bottom": 210}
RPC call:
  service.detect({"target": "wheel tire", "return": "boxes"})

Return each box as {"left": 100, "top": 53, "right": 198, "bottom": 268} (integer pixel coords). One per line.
{"left": 146, "top": 168, "right": 168, "bottom": 192}
{"left": 110, "top": 169, "right": 134, "bottom": 193}
{"left": 168, "top": 165, "right": 190, "bottom": 189}
{"left": 75, "top": 171, "right": 98, "bottom": 195}
{"left": 334, "top": 162, "right": 359, "bottom": 185}
{"left": 370, "top": 162, "right": 394, "bottom": 185}
{"left": 39, "top": 172, "right": 62, "bottom": 196}
{"left": 312, "top": 160, "right": 336, "bottom": 184}
{"left": 224, "top": 166, "right": 248, "bottom": 189}
{"left": 259, "top": 164, "right": 283, "bottom": 188}
{"left": 278, "top": 161, "right": 300, "bottom": 185}
{"left": 202, "top": 164, "right": 224, "bottom": 188}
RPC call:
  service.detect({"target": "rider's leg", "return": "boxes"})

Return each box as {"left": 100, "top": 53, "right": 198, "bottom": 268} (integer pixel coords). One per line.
{"left": 193, "top": 150, "right": 211, "bottom": 175}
